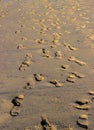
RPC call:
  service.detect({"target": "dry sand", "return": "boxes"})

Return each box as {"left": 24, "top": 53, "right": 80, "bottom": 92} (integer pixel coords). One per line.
{"left": 0, "top": 0, "right": 94, "bottom": 129}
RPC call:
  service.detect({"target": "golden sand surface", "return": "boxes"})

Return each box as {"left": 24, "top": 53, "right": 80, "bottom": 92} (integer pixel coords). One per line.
{"left": 0, "top": 0, "right": 94, "bottom": 129}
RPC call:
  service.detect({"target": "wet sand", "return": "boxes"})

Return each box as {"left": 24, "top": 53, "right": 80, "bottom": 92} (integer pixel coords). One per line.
{"left": 0, "top": 0, "right": 94, "bottom": 130}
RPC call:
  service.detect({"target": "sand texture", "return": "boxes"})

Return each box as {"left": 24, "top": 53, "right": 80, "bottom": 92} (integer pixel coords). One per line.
{"left": 0, "top": 0, "right": 94, "bottom": 130}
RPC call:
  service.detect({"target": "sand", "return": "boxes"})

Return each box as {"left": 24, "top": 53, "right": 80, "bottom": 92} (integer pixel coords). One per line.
{"left": 0, "top": 0, "right": 94, "bottom": 130}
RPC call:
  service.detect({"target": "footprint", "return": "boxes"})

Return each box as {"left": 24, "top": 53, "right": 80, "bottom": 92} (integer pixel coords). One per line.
{"left": 35, "top": 115, "right": 57, "bottom": 130}
{"left": 77, "top": 114, "right": 89, "bottom": 129}
{"left": 42, "top": 48, "right": 49, "bottom": 55}
{"left": 24, "top": 77, "right": 35, "bottom": 90}
{"left": 12, "top": 94, "right": 24, "bottom": 106}
{"left": 10, "top": 106, "right": 21, "bottom": 116}
{"left": 21, "top": 37, "right": 27, "bottom": 41}
{"left": 43, "top": 54, "right": 52, "bottom": 58}
{"left": 17, "top": 44, "right": 26, "bottom": 50}
{"left": 66, "top": 74, "right": 76, "bottom": 83}
{"left": 55, "top": 51, "right": 62, "bottom": 59}
{"left": 73, "top": 104, "right": 91, "bottom": 110}
{"left": 40, "top": 28, "right": 47, "bottom": 34}
{"left": 75, "top": 99, "right": 92, "bottom": 105}
{"left": 53, "top": 33, "right": 61, "bottom": 40}
{"left": 15, "top": 30, "right": 22, "bottom": 34}
{"left": 73, "top": 99, "right": 92, "bottom": 110}
{"left": 23, "top": 59, "right": 31, "bottom": 66}
{"left": 64, "top": 125, "right": 73, "bottom": 130}
{"left": 52, "top": 39, "right": 59, "bottom": 45}
{"left": 36, "top": 39, "right": 45, "bottom": 44}
{"left": 88, "top": 90, "right": 94, "bottom": 101}
{"left": 34, "top": 74, "right": 44, "bottom": 81}
{"left": 42, "top": 48, "right": 51, "bottom": 58}
{"left": 19, "top": 64, "right": 27, "bottom": 71}
{"left": 63, "top": 43, "right": 70, "bottom": 48}
{"left": 79, "top": 114, "right": 88, "bottom": 119}
{"left": 75, "top": 59, "right": 86, "bottom": 66}
{"left": 61, "top": 64, "right": 70, "bottom": 70}
{"left": 55, "top": 82, "right": 63, "bottom": 87}
{"left": 63, "top": 43, "right": 77, "bottom": 51}
{"left": 50, "top": 79, "right": 63, "bottom": 87}
{"left": 10, "top": 94, "right": 24, "bottom": 116}
{"left": 19, "top": 59, "right": 31, "bottom": 71}
{"left": 25, "top": 53, "right": 32, "bottom": 59}
{"left": 68, "top": 45, "right": 77, "bottom": 51}
{"left": 68, "top": 56, "right": 76, "bottom": 62}
{"left": 68, "top": 56, "right": 86, "bottom": 66}
{"left": 0, "top": 10, "right": 7, "bottom": 18}
{"left": 50, "top": 45, "right": 56, "bottom": 48}
{"left": 71, "top": 71, "right": 85, "bottom": 78}
{"left": 88, "top": 90, "right": 94, "bottom": 95}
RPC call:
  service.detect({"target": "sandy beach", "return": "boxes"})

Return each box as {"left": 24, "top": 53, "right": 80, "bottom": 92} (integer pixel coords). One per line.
{"left": 0, "top": 0, "right": 94, "bottom": 130}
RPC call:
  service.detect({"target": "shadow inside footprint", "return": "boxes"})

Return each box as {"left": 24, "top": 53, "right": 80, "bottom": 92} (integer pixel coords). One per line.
{"left": 10, "top": 95, "right": 24, "bottom": 116}
{"left": 39, "top": 115, "right": 57, "bottom": 130}
{"left": 12, "top": 97, "right": 17, "bottom": 106}
{"left": 41, "top": 119, "right": 48, "bottom": 127}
